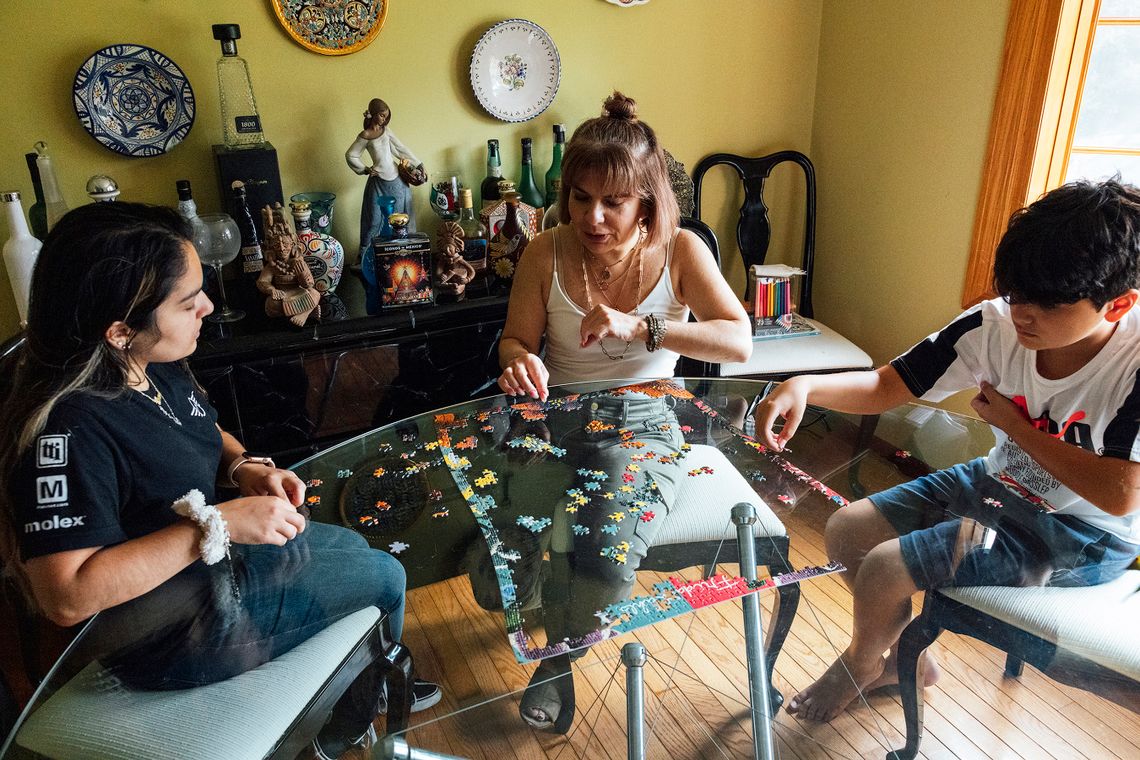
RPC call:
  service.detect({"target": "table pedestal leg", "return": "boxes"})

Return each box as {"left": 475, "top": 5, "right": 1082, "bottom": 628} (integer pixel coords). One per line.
{"left": 379, "top": 735, "right": 466, "bottom": 759}
{"left": 733, "top": 503, "right": 776, "bottom": 760}
{"left": 623, "top": 642, "right": 647, "bottom": 760}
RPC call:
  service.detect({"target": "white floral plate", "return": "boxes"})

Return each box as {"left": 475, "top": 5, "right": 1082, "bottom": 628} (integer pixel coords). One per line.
{"left": 469, "top": 19, "right": 560, "bottom": 123}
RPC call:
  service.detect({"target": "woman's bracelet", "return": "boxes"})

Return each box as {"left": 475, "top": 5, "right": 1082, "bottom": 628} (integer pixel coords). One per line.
{"left": 171, "top": 489, "right": 231, "bottom": 565}
{"left": 644, "top": 313, "right": 668, "bottom": 352}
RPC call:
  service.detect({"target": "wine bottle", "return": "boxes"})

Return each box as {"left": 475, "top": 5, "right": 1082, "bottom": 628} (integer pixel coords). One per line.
{"left": 544, "top": 124, "right": 565, "bottom": 210}
{"left": 24, "top": 153, "right": 47, "bottom": 240}
{"left": 2, "top": 191, "right": 42, "bottom": 327}
{"left": 212, "top": 24, "right": 266, "bottom": 149}
{"left": 457, "top": 188, "right": 488, "bottom": 277}
{"left": 479, "top": 139, "right": 502, "bottom": 209}
{"left": 516, "top": 137, "right": 544, "bottom": 213}
{"left": 34, "top": 142, "right": 68, "bottom": 232}
{"left": 230, "top": 181, "right": 264, "bottom": 277}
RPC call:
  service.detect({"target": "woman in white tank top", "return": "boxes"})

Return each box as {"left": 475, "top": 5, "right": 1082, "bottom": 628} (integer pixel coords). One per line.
{"left": 494, "top": 92, "right": 751, "bottom": 733}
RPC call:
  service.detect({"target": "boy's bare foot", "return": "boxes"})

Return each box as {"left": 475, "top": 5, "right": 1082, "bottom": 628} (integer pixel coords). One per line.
{"left": 865, "top": 650, "right": 941, "bottom": 692}
{"left": 786, "top": 651, "right": 884, "bottom": 722}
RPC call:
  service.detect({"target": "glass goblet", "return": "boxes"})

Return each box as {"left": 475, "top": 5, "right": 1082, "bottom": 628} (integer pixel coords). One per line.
{"left": 197, "top": 213, "right": 246, "bottom": 322}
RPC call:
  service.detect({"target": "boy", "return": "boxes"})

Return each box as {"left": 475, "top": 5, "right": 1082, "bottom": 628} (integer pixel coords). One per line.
{"left": 754, "top": 180, "right": 1140, "bottom": 722}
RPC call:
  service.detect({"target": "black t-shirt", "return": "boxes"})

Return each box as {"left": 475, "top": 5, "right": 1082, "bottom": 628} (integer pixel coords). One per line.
{"left": 11, "top": 362, "right": 221, "bottom": 561}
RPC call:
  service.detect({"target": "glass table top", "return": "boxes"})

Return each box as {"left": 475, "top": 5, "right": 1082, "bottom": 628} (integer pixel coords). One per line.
{"left": 4, "top": 377, "right": 1138, "bottom": 760}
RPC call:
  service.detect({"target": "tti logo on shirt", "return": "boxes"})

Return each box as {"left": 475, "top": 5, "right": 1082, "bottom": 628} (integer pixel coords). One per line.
{"left": 1011, "top": 396, "right": 1093, "bottom": 451}
{"left": 36, "top": 434, "right": 68, "bottom": 468}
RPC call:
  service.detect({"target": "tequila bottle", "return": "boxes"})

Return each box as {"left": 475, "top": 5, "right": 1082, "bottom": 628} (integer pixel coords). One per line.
{"left": 212, "top": 24, "right": 266, "bottom": 149}
{"left": 457, "top": 188, "right": 488, "bottom": 276}
{"left": 34, "top": 142, "right": 68, "bottom": 232}
{"left": 479, "top": 139, "right": 502, "bottom": 209}
{"left": 2, "top": 191, "right": 42, "bottom": 326}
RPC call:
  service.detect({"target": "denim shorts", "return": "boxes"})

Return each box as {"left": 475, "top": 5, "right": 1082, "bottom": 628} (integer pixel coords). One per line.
{"left": 869, "top": 457, "right": 1140, "bottom": 590}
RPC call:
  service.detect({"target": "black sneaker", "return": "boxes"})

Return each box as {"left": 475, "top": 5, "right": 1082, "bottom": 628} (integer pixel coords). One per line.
{"left": 378, "top": 679, "right": 443, "bottom": 714}
{"left": 312, "top": 723, "right": 376, "bottom": 760}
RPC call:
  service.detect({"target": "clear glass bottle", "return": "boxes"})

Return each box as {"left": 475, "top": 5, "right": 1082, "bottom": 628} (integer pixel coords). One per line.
{"left": 24, "top": 152, "right": 47, "bottom": 240}
{"left": 480, "top": 139, "right": 502, "bottom": 209}
{"left": 516, "top": 137, "right": 544, "bottom": 213}
{"left": 2, "top": 191, "right": 42, "bottom": 327}
{"left": 457, "top": 188, "right": 488, "bottom": 276}
{"left": 34, "top": 142, "right": 68, "bottom": 232}
{"left": 230, "top": 181, "right": 264, "bottom": 278}
{"left": 544, "top": 124, "right": 565, "bottom": 210}
{"left": 212, "top": 24, "right": 266, "bottom": 149}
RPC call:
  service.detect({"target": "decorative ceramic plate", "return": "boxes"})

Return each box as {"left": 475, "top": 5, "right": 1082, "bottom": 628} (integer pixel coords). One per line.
{"left": 73, "top": 44, "right": 195, "bottom": 158}
{"left": 271, "top": 0, "right": 387, "bottom": 55}
{"left": 469, "top": 19, "right": 560, "bottom": 123}
{"left": 605, "top": 0, "right": 651, "bottom": 6}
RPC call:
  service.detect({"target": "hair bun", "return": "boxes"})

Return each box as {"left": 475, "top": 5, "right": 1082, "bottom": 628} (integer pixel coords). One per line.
{"left": 602, "top": 92, "right": 639, "bottom": 123}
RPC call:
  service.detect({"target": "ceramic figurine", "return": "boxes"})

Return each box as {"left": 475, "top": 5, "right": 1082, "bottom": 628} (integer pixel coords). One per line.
{"left": 345, "top": 98, "right": 426, "bottom": 263}
{"left": 257, "top": 203, "right": 322, "bottom": 327}
{"left": 434, "top": 220, "right": 476, "bottom": 299}
{"left": 289, "top": 200, "right": 345, "bottom": 293}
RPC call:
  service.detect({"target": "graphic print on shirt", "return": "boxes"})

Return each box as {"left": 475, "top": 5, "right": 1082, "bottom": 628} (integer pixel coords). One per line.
{"left": 36, "top": 434, "right": 68, "bottom": 468}
{"left": 995, "top": 399, "right": 1094, "bottom": 512}
{"left": 187, "top": 393, "right": 207, "bottom": 417}
{"left": 1011, "top": 395, "right": 1093, "bottom": 450}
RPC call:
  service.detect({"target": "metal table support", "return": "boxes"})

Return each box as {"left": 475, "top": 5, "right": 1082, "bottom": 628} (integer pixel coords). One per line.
{"left": 733, "top": 503, "right": 776, "bottom": 760}
{"left": 622, "top": 642, "right": 647, "bottom": 760}
{"left": 378, "top": 735, "right": 466, "bottom": 759}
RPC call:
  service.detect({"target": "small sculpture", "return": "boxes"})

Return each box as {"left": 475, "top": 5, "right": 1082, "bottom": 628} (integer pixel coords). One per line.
{"left": 345, "top": 98, "right": 426, "bottom": 263}
{"left": 257, "top": 203, "right": 322, "bottom": 327}
{"left": 434, "top": 220, "right": 476, "bottom": 299}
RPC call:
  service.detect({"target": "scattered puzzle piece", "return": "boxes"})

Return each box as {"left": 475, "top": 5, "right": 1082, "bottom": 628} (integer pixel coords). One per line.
{"left": 640, "top": 510, "right": 656, "bottom": 522}
{"left": 601, "top": 524, "right": 619, "bottom": 535}
{"left": 573, "top": 524, "right": 590, "bottom": 536}
{"left": 389, "top": 541, "right": 409, "bottom": 554}
{"left": 516, "top": 515, "right": 552, "bottom": 533}
{"left": 306, "top": 478, "right": 323, "bottom": 487}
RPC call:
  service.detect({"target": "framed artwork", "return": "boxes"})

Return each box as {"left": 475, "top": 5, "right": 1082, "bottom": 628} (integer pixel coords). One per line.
{"left": 270, "top": 0, "right": 388, "bottom": 55}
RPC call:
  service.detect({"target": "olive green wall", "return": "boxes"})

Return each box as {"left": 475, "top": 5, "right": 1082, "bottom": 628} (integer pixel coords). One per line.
{"left": 0, "top": 0, "right": 822, "bottom": 337}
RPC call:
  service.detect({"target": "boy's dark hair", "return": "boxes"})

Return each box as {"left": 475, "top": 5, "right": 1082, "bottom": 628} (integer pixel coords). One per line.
{"left": 993, "top": 179, "right": 1140, "bottom": 308}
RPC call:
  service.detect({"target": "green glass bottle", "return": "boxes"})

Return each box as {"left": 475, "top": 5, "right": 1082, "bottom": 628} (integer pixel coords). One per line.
{"left": 544, "top": 124, "right": 565, "bottom": 210}
{"left": 516, "top": 137, "right": 544, "bottom": 213}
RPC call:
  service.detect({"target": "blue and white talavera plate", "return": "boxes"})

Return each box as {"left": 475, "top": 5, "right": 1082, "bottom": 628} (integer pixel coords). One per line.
{"left": 470, "top": 19, "right": 560, "bottom": 123}
{"left": 73, "top": 44, "right": 196, "bottom": 157}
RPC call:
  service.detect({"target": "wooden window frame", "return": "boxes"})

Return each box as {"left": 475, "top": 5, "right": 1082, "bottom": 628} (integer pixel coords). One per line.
{"left": 962, "top": 0, "right": 1100, "bottom": 307}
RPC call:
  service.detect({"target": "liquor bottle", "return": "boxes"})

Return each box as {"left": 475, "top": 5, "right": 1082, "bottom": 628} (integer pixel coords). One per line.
{"left": 289, "top": 200, "right": 344, "bottom": 293}
{"left": 2, "top": 191, "right": 42, "bottom": 327}
{"left": 542, "top": 178, "right": 564, "bottom": 230}
{"left": 230, "top": 181, "right": 264, "bottom": 277}
{"left": 479, "top": 139, "right": 502, "bottom": 209}
{"left": 175, "top": 180, "right": 211, "bottom": 259}
{"left": 516, "top": 137, "right": 544, "bottom": 214}
{"left": 544, "top": 124, "right": 565, "bottom": 210}
{"left": 34, "top": 142, "right": 68, "bottom": 232}
{"left": 489, "top": 190, "right": 532, "bottom": 283}
{"left": 456, "top": 188, "right": 488, "bottom": 277}
{"left": 212, "top": 24, "right": 266, "bottom": 149}
{"left": 24, "top": 153, "right": 47, "bottom": 240}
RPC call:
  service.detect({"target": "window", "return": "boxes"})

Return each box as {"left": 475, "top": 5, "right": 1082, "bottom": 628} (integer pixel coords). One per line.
{"left": 962, "top": 0, "right": 1140, "bottom": 306}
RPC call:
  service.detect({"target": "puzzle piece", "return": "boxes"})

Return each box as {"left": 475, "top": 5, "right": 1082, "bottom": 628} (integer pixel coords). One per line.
{"left": 374, "top": 500, "right": 391, "bottom": 511}
{"left": 338, "top": 468, "right": 354, "bottom": 478}
{"left": 306, "top": 495, "right": 320, "bottom": 505}
{"left": 585, "top": 419, "right": 615, "bottom": 433}
{"left": 608, "top": 511, "right": 626, "bottom": 522}
{"left": 516, "top": 515, "right": 552, "bottom": 533}
{"left": 388, "top": 541, "right": 409, "bottom": 554}
{"left": 573, "top": 524, "right": 591, "bottom": 536}
{"left": 454, "top": 436, "right": 478, "bottom": 450}
{"left": 584, "top": 481, "right": 601, "bottom": 491}
{"left": 601, "top": 524, "right": 620, "bottom": 535}
{"left": 474, "top": 469, "right": 498, "bottom": 488}
{"left": 622, "top": 472, "right": 635, "bottom": 483}
{"left": 306, "top": 478, "right": 323, "bottom": 487}
{"left": 432, "top": 507, "right": 450, "bottom": 519}
{"left": 639, "top": 510, "right": 656, "bottom": 522}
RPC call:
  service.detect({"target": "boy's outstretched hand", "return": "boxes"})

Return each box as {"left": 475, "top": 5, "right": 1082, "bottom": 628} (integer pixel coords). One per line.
{"left": 753, "top": 376, "right": 811, "bottom": 451}
{"left": 970, "top": 381, "right": 1029, "bottom": 433}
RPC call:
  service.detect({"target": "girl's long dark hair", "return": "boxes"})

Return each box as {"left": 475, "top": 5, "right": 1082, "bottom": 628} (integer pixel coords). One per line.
{"left": 0, "top": 202, "right": 192, "bottom": 599}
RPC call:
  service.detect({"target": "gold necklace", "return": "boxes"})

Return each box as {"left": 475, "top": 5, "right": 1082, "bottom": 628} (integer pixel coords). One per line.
{"left": 581, "top": 243, "right": 645, "bottom": 360}
{"left": 135, "top": 375, "right": 182, "bottom": 426}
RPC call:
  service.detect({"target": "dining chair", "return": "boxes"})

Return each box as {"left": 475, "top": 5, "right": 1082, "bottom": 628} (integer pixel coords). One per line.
{"left": 693, "top": 150, "right": 872, "bottom": 379}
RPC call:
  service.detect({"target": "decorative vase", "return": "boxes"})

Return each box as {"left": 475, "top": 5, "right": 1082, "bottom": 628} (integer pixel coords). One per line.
{"left": 290, "top": 201, "right": 344, "bottom": 293}
{"left": 289, "top": 191, "right": 336, "bottom": 235}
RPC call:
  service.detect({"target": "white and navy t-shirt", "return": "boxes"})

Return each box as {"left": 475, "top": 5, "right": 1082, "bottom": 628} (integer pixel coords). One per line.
{"left": 891, "top": 297, "right": 1140, "bottom": 544}
{"left": 11, "top": 362, "right": 221, "bottom": 561}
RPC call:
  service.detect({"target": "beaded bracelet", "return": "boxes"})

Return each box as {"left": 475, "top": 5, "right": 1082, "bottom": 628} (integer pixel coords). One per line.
{"left": 644, "top": 313, "right": 668, "bottom": 352}
{"left": 171, "top": 489, "right": 231, "bottom": 565}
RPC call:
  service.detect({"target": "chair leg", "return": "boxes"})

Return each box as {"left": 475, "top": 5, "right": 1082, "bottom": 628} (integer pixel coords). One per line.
{"left": 1004, "top": 654, "right": 1025, "bottom": 678}
{"left": 382, "top": 640, "right": 414, "bottom": 735}
{"left": 888, "top": 612, "right": 943, "bottom": 760}
{"left": 764, "top": 583, "right": 799, "bottom": 713}
{"left": 849, "top": 413, "right": 880, "bottom": 500}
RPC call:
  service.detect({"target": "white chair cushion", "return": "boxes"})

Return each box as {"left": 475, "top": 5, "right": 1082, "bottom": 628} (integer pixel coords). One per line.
{"left": 652, "top": 443, "right": 785, "bottom": 547}
{"left": 719, "top": 318, "right": 872, "bottom": 377}
{"left": 940, "top": 570, "right": 1140, "bottom": 680}
{"left": 16, "top": 606, "right": 382, "bottom": 760}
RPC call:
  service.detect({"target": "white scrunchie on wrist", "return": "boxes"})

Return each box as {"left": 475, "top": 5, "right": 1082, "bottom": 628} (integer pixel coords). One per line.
{"left": 171, "top": 489, "right": 231, "bottom": 565}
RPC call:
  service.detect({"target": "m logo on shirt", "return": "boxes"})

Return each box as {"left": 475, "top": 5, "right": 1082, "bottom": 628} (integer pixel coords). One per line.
{"left": 36, "top": 435, "right": 68, "bottom": 468}
{"left": 36, "top": 475, "right": 68, "bottom": 507}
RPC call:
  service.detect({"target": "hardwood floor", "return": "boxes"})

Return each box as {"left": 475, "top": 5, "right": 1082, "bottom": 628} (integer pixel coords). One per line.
{"left": 390, "top": 503, "right": 1140, "bottom": 760}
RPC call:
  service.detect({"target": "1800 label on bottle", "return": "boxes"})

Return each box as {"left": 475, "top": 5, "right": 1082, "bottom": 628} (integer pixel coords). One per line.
{"left": 235, "top": 115, "right": 262, "bottom": 133}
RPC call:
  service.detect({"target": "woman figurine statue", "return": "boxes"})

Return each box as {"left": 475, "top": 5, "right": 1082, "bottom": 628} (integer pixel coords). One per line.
{"left": 257, "top": 203, "right": 322, "bottom": 327}
{"left": 345, "top": 98, "right": 427, "bottom": 264}
{"left": 434, "top": 220, "right": 476, "bottom": 300}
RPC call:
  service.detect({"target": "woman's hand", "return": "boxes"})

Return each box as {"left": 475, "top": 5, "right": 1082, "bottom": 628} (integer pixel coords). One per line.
{"left": 233, "top": 465, "right": 307, "bottom": 507}
{"left": 217, "top": 496, "right": 307, "bottom": 546}
{"left": 579, "top": 305, "right": 647, "bottom": 348}
{"left": 498, "top": 352, "right": 550, "bottom": 401}
{"left": 752, "top": 377, "right": 812, "bottom": 451}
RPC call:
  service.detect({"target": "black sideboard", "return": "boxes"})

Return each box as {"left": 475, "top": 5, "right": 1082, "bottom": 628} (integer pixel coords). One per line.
{"left": 190, "top": 274, "right": 509, "bottom": 465}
